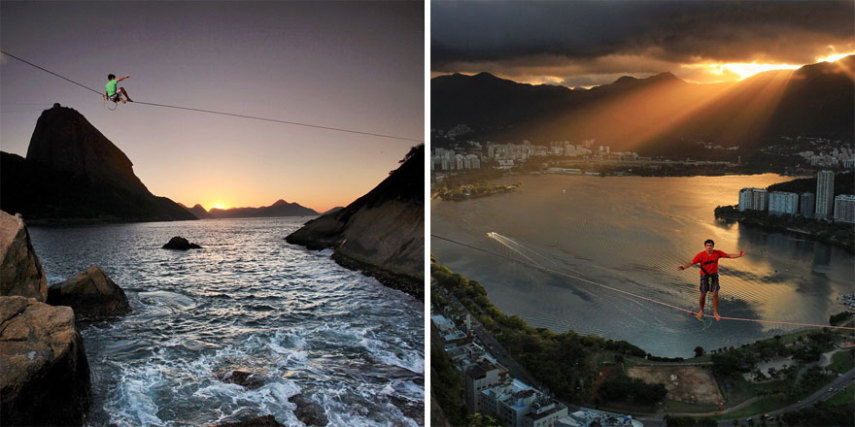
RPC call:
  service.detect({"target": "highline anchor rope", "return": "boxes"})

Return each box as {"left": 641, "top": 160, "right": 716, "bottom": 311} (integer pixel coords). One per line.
{"left": 431, "top": 234, "right": 855, "bottom": 331}
{"left": 1, "top": 50, "right": 423, "bottom": 143}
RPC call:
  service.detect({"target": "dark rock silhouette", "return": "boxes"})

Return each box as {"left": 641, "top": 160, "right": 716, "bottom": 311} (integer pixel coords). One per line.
{"left": 289, "top": 394, "right": 329, "bottom": 426}
{"left": 0, "top": 296, "right": 91, "bottom": 426}
{"left": 27, "top": 103, "right": 147, "bottom": 193}
{"left": 286, "top": 145, "right": 424, "bottom": 299}
{"left": 179, "top": 203, "right": 211, "bottom": 219}
{"left": 217, "top": 370, "right": 265, "bottom": 390}
{"left": 162, "top": 236, "right": 202, "bottom": 250}
{"left": 0, "top": 104, "right": 196, "bottom": 224}
{"left": 47, "top": 265, "right": 131, "bottom": 319}
{"left": 205, "top": 199, "right": 319, "bottom": 219}
{"left": 216, "top": 415, "right": 285, "bottom": 427}
{"left": 0, "top": 211, "right": 47, "bottom": 301}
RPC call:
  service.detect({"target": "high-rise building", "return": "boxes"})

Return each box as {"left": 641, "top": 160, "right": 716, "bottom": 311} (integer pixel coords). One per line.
{"left": 815, "top": 170, "right": 835, "bottom": 219}
{"left": 738, "top": 188, "right": 754, "bottom": 211}
{"left": 768, "top": 192, "right": 799, "bottom": 216}
{"left": 833, "top": 195, "right": 855, "bottom": 224}
{"left": 752, "top": 189, "right": 769, "bottom": 212}
{"left": 800, "top": 193, "right": 815, "bottom": 217}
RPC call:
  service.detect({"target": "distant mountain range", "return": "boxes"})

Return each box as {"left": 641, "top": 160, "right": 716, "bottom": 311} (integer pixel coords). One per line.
{"left": 432, "top": 56, "right": 854, "bottom": 157}
{"left": 181, "top": 200, "right": 318, "bottom": 219}
{"left": 1, "top": 104, "right": 195, "bottom": 224}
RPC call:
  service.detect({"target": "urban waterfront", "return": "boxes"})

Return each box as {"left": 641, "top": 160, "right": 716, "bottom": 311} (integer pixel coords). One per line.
{"left": 432, "top": 174, "right": 854, "bottom": 358}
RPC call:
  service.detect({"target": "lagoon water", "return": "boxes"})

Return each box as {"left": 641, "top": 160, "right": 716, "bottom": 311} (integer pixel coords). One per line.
{"left": 29, "top": 217, "right": 423, "bottom": 427}
{"left": 432, "top": 174, "right": 854, "bottom": 358}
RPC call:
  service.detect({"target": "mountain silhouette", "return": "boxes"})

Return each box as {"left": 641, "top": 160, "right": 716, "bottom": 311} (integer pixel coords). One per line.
{"left": 432, "top": 57, "right": 854, "bottom": 156}
{"left": 1, "top": 104, "right": 196, "bottom": 223}
{"left": 201, "top": 200, "right": 318, "bottom": 219}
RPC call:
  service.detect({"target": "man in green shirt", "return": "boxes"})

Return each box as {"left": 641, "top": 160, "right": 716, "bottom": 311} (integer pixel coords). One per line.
{"left": 104, "top": 74, "right": 133, "bottom": 103}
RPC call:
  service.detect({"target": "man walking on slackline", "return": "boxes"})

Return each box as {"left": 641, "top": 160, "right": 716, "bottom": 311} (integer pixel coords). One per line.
{"left": 678, "top": 239, "right": 745, "bottom": 321}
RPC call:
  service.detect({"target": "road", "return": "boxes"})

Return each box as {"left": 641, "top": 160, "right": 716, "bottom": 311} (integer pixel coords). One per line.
{"left": 715, "top": 367, "right": 855, "bottom": 426}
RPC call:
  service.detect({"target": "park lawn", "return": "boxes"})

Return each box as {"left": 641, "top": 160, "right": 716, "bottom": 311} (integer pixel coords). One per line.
{"left": 827, "top": 350, "right": 854, "bottom": 374}
{"left": 662, "top": 399, "right": 720, "bottom": 413}
{"left": 826, "top": 384, "right": 854, "bottom": 406}
{"left": 719, "top": 377, "right": 783, "bottom": 406}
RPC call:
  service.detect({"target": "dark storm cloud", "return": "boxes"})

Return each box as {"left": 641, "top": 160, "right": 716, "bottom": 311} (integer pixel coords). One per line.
{"left": 432, "top": 1, "right": 855, "bottom": 68}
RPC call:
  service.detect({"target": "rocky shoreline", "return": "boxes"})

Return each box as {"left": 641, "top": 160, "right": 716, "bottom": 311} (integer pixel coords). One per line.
{"left": 1, "top": 211, "right": 99, "bottom": 425}
{"left": 1, "top": 213, "right": 307, "bottom": 426}
{"left": 286, "top": 145, "right": 424, "bottom": 300}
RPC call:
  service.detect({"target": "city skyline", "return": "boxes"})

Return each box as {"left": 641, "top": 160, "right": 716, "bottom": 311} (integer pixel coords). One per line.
{"left": 1, "top": 2, "right": 423, "bottom": 213}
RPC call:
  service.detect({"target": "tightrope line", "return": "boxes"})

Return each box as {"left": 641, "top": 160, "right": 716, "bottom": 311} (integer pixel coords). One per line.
{"left": 431, "top": 234, "right": 855, "bottom": 331}
{"left": 1, "top": 50, "right": 422, "bottom": 143}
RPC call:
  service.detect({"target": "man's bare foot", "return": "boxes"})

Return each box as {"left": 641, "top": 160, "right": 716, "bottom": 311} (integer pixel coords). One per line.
{"left": 126, "top": 98, "right": 134, "bottom": 102}
{"left": 120, "top": 99, "right": 126, "bottom": 104}
{"left": 714, "top": 312, "right": 721, "bottom": 321}
{"left": 695, "top": 311, "right": 703, "bottom": 320}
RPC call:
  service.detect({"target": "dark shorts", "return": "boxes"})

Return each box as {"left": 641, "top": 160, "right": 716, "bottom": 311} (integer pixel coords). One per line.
{"left": 699, "top": 273, "right": 720, "bottom": 293}
{"left": 108, "top": 93, "right": 121, "bottom": 102}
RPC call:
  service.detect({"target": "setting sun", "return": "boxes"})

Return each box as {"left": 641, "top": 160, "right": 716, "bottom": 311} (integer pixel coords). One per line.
{"left": 682, "top": 62, "right": 801, "bottom": 83}
{"left": 816, "top": 52, "right": 855, "bottom": 63}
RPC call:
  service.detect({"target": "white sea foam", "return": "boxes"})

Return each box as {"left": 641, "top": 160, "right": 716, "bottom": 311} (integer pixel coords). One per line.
{"left": 106, "top": 366, "right": 167, "bottom": 427}
{"left": 35, "top": 218, "right": 424, "bottom": 426}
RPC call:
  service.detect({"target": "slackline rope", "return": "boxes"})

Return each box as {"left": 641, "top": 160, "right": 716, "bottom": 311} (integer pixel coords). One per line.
{"left": 431, "top": 234, "right": 855, "bottom": 331}
{"left": 1, "top": 50, "right": 422, "bottom": 143}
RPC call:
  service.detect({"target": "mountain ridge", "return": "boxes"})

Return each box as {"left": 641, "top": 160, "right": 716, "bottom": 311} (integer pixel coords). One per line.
{"left": 432, "top": 56, "right": 854, "bottom": 157}
{"left": 1, "top": 104, "right": 196, "bottom": 224}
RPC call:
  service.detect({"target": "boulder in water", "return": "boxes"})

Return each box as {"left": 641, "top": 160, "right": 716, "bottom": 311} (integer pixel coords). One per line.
{"left": 0, "top": 212, "right": 47, "bottom": 301}
{"left": 216, "top": 415, "right": 285, "bottom": 427}
{"left": 162, "top": 236, "right": 201, "bottom": 250}
{"left": 289, "top": 394, "right": 329, "bottom": 426}
{"left": 217, "top": 370, "right": 265, "bottom": 390}
{"left": 47, "top": 265, "right": 131, "bottom": 319}
{"left": 0, "top": 296, "right": 91, "bottom": 425}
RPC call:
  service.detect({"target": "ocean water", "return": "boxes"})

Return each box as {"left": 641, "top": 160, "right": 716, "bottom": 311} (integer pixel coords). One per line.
{"left": 29, "top": 217, "right": 424, "bottom": 427}
{"left": 432, "top": 174, "right": 854, "bottom": 358}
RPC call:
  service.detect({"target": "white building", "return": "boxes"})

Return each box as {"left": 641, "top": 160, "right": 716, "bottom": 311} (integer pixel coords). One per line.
{"left": 738, "top": 188, "right": 755, "bottom": 211}
{"left": 815, "top": 170, "right": 835, "bottom": 219}
{"left": 479, "top": 379, "right": 567, "bottom": 427}
{"left": 555, "top": 409, "right": 642, "bottom": 427}
{"left": 800, "top": 193, "right": 815, "bottom": 217}
{"left": 522, "top": 398, "right": 569, "bottom": 427}
{"left": 753, "top": 188, "right": 769, "bottom": 212}
{"left": 431, "top": 314, "right": 455, "bottom": 332}
{"left": 454, "top": 153, "right": 465, "bottom": 170}
{"left": 464, "top": 154, "right": 481, "bottom": 169}
{"left": 464, "top": 360, "right": 509, "bottom": 414}
{"left": 768, "top": 191, "right": 799, "bottom": 216}
{"left": 833, "top": 195, "right": 855, "bottom": 224}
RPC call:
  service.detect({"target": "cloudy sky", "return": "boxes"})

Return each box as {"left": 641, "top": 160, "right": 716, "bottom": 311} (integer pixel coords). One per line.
{"left": 1, "top": 2, "right": 423, "bottom": 212}
{"left": 432, "top": 1, "right": 854, "bottom": 87}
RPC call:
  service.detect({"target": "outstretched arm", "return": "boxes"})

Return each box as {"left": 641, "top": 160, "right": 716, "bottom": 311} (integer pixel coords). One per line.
{"left": 677, "top": 260, "right": 696, "bottom": 271}
{"left": 727, "top": 250, "right": 746, "bottom": 259}
{"left": 117, "top": 74, "right": 130, "bottom": 82}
